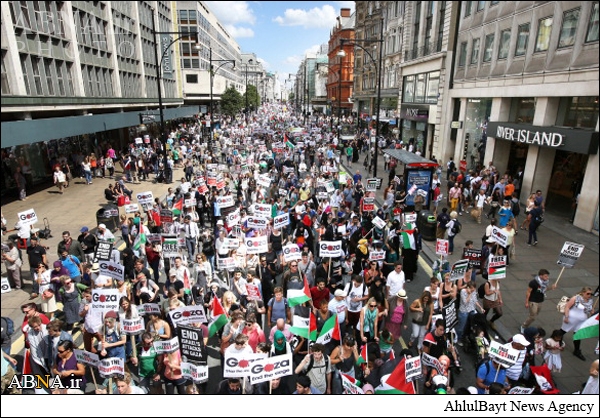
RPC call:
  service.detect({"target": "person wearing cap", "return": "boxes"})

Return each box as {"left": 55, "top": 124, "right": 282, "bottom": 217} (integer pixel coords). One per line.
{"left": 78, "top": 226, "right": 98, "bottom": 264}
{"left": 98, "top": 310, "right": 126, "bottom": 362}
{"left": 505, "top": 334, "right": 531, "bottom": 387}
{"left": 386, "top": 289, "right": 408, "bottom": 340}
{"left": 328, "top": 289, "right": 349, "bottom": 337}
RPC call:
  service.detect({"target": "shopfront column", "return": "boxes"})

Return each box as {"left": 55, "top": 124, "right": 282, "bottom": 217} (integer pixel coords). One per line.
{"left": 485, "top": 97, "right": 511, "bottom": 169}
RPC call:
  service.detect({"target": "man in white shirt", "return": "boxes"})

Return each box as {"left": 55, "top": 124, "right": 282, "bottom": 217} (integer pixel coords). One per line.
{"left": 386, "top": 261, "right": 406, "bottom": 297}
{"left": 96, "top": 223, "right": 115, "bottom": 243}
{"left": 172, "top": 256, "right": 191, "bottom": 289}
{"left": 182, "top": 215, "right": 199, "bottom": 257}
{"left": 344, "top": 275, "right": 369, "bottom": 333}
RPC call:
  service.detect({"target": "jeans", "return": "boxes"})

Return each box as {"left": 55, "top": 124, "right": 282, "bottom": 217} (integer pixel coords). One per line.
{"left": 411, "top": 322, "right": 427, "bottom": 350}
{"left": 448, "top": 234, "right": 455, "bottom": 253}
{"left": 457, "top": 310, "right": 476, "bottom": 341}
{"left": 186, "top": 237, "right": 196, "bottom": 258}
{"left": 84, "top": 170, "right": 93, "bottom": 184}
{"left": 528, "top": 223, "right": 539, "bottom": 244}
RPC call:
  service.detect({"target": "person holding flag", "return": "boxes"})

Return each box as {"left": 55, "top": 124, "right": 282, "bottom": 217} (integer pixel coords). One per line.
{"left": 329, "top": 334, "right": 359, "bottom": 394}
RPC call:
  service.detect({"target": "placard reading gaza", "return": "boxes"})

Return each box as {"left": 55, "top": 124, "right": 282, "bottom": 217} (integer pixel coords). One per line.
{"left": 216, "top": 195, "right": 235, "bottom": 209}
{"left": 169, "top": 305, "right": 208, "bottom": 328}
{"left": 99, "top": 260, "right": 125, "bottom": 282}
{"left": 91, "top": 289, "right": 121, "bottom": 313}
{"left": 245, "top": 236, "right": 268, "bottom": 254}
{"left": 136, "top": 191, "right": 154, "bottom": 205}
{"left": 283, "top": 244, "right": 302, "bottom": 262}
{"left": 18, "top": 208, "right": 38, "bottom": 226}
{"left": 273, "top": 213, "right": 290, "bottom": 229}
{"left": 247, "top": 216, "right": 269, "bottom": 229}
{"left": 252, "top": 203, "right": 272, "bottom": 218}
{"left": 223, "top": 352, "right": 268, "bottom": 378}
{"left": 319, "top": 240, "right": 343, "bottom": 257}
{"left": 247, "top": 353, "right": 293, "bottom": 384}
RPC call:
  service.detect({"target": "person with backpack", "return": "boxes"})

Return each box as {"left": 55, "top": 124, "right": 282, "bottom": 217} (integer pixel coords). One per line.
{"left": 475, "top": 357, "right": 508, "bottom": 394}
{"left": 446, "top": 211, "right": 460, "bottom": 255}
{"left": 294, "top": 343, "right": 332, "bottom": 394}
{"left": 267, "top": 287, "right": 291, "bottom": 329}
{"left": 436, "top": 207, "right": 451, "bottom": 239}
{"left": 527, "top": 201, "right": 544, "bottom": 246}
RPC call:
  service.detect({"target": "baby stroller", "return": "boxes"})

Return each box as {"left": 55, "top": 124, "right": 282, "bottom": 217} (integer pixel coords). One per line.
{"left": 153, "top": 169, "right": 165, "bottom": 184}
{"left": 464, "top": 312, "right": 490, "bottom": 362}
{"left": 530, "top": 364, "right": 560, "bottom": 394}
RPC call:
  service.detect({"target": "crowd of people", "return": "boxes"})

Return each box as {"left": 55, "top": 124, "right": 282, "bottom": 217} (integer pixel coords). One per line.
{"left": 1, "top": 102, "right": 598, "bottom": 396}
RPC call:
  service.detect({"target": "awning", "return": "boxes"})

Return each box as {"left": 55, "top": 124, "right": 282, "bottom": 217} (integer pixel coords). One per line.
{"left": 383, "top": 148, "right": 438, "bottom": 166}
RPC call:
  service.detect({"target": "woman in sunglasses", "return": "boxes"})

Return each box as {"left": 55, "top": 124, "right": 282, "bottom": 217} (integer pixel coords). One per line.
{"left": 559, "top": 286, "right": 595, "bottom": 361}
{"left": 52, "top": 340, "right": 86, "bottom": 390}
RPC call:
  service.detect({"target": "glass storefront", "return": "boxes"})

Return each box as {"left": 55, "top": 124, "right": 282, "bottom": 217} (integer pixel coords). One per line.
{"left": 547, "top": 149, "right": 588, "bottom": 218}
{"left": 463, "top": 98, "right": 492, "bottom": 171}
{"left": 401, "top": 119, "right": 427, "bottom": 152}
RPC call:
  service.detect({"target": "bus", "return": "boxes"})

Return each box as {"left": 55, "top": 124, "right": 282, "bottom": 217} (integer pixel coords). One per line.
{"left": 339, "top": 123, "right": 356, "bottom": 145}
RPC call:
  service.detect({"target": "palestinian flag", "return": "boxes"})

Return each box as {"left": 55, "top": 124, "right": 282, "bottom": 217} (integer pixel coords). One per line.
{"left": 400, "top": 230, "right": 416, "bottom": 250}
{"left": 315, "top": 314, "right": 341, "bottom": 345}
{"left": 182, "top": 268, "right": 191, "bottom": 290}
{"left": 573, "top": 313, "right": 599, "bottom": 340}
{"left": 356, "top": 343, "right": 368, "bottom": 366}
{"left": 287, "top": 276, "right": 311, "bottom": 307}
{"left": 378, "top": 358, "right": 416, "bottom": 394}
{"left": 208, "top": 297, "right": 228, "bottom": 338}
{"left": 132, "top": 232, "right": 147, "bottom": 251}
{"left": 172, "top": 198, "right": 183, "bottom": 215}
{"left": 388, "top": 349, "right": 396, "bottom": 361}
{"left": 488, "top": 266, "right": 506, "bottom": 279}
{"left": 340, "top": 373, "right": 364, "bottom": 394}
{"left": 289, "top": 312, "right": 317, "bottom": 340}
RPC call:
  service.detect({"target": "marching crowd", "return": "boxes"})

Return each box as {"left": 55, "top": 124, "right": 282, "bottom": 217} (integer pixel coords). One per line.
{"left": 1, "top": 102, "right": 598, "bottom": 396}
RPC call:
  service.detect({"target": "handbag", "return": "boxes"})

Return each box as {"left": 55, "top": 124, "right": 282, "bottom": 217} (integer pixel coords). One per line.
{"left": 124, "top": 196, "right": 131, "bottom": 205}
{"left": 556, "top": 296, "right": 570, "bottom": 313}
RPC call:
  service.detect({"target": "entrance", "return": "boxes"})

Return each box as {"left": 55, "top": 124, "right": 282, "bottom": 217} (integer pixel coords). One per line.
{"left": 547, "top": 150, "right": 587, "bottom": 219}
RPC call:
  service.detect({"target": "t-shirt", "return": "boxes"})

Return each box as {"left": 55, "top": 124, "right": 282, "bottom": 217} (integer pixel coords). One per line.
{"left": 268, "top": 297, "right": 288, "bottom": 323}
{"left": 423, "top": 331, "right": 446, "bottom": 359}
{"left": 344, "top": 283, "right": 368, "bottom": 313}
{"left": 476, "top": 361, "right": 506, "bottom": 394}
{"left": 328, "top": 298, "right": 348, "bottom": 323}
{"left": 138, "top": 345, "right": 158, "bottom": 378}
{"left": 527, "top": 278, "right": 546, "bottom": 303}
{"left": 386, "top": 270, "right": 405, "bottom": 298}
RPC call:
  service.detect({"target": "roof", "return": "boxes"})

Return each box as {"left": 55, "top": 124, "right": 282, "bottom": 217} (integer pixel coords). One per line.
{"left": 383, "top": 148, "right": 438, "bottom": 166}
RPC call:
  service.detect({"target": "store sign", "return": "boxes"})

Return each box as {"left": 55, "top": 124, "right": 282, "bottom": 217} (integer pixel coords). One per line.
{"left": 400, "top": 105, "right": 429, "bottom": 121}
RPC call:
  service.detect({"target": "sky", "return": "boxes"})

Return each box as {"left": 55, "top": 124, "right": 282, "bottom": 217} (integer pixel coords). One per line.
{"left": 204, "top": 1, "right": 354, "bottom": 83}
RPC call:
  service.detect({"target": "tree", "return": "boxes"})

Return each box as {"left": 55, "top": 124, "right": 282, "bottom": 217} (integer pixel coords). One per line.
{"left": 220, "top": 86, "right": 243, "bottom": 118}
{"left": 243, "top": 85, "right": 260, "bottom": 111}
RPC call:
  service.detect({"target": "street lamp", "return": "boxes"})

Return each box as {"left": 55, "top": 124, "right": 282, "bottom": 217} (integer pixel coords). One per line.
{"left": 338, "top": 26, "right": 384, "bottom": 178}
{"left": 151, "top": 7, "right": 199, "bottom": 153}
{"left": 243, "top": 59, "right": 254, "bottom": 124}
{"left": 209, "top": 47, "right": 235, "bottom": 146}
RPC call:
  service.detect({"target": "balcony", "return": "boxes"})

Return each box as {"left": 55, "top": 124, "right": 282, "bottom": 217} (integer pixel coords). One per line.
{"left": 403, "top": 39, "right": 443, "bottom": 62}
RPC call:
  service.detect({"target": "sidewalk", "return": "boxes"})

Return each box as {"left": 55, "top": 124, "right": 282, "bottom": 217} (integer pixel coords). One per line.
{"left": 342, "top": 151, "right": 599, "bottom": 394}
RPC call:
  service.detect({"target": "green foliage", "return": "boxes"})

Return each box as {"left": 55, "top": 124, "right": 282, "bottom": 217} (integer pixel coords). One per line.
{"left": 220, "top": 86, "right": 243, "bottom": 117}
{"left": 244, "top": 85, "right": 260, "bottom": 110}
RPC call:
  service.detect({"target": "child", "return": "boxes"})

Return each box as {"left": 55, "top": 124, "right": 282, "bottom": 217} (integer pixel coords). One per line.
{"left": 379, "top": 329, "right": 395, "bottom": 358}
{"left": 544, "top": 329, "right": 565, "bottom": 372}
{"left": 475, "top": 325, "right": 490, "bottom": 361}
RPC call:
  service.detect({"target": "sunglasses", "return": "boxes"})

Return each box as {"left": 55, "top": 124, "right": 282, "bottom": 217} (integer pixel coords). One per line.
{"left": 291, "top": 264, "right": 298, "bottom": 267}
{"left": 64, "top": 281, "right": 72, "bottom": 285}
{"left": 57, "top": 349, "right": 67, "bottom": 354}
{"left": 369, "top": 304, "right": 377, "bottom": 308}
{"left": 246, "top": 323, "right": 254, "bottom": 327}
{"left": 22, "top": 309, "right": 31, "bottom": 314}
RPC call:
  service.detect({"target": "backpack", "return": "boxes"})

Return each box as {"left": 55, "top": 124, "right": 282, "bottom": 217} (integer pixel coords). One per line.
{"left": 268, "top": 297, "right": 289, "bottom": 310}
{"left": 511, "top": 200, "right": 521, "bottom": 217}
{"left": 1, "top": 316, "right": 15, "bottom": 339}
{"left": 534, "top": 214, "right": 544, "bottom": 224}
{"left": 300, "top": 354, "right": 330, "bottom": 376}
{"left": 475, "top": 358, "right": 491, "bottom": 378}
{"left": 451, "top": 220, "right": 462, "bottom": 234}
{"left": 477, "top": 281, "right": 488, "bottom": 300}
{"left": 439, "top": 214, "right": 450, "bottom": 229}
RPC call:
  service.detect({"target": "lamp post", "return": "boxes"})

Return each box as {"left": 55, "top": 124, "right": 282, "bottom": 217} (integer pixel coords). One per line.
{"left": 243, "top": 59, "right": 254, "bottom": 125}
{"left": 339, "top": 25, "right": 383, "bottom": 178}
{"left": 151, "top": 7, "right": 198, "bottom": 153}
{"left": 209, "top": 47, "right": 235, "bottom": 148}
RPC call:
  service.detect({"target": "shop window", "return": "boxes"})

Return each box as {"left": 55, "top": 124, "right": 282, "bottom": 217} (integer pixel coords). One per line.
{"left": 515, "top": 24, "right": 530, "bottom": 56}
{"left": 483, "top": 34, "right": 494, "bottom": 62}
{"left": 403, "top": 75, "right": 414, "bottom": 102}
{"left": 535, "top": 16, "right": 553, "bottom": 52}
{"left": 415, "top": 73, "right": 426, "bottom": 102}
{"left": 426, "top": 71, "right": 440, "bottom": 103}
{"left": 471, "top": 38, "right": 480, "bottom": 64}
{"left": 585, "top": 2, "right": 599, "bottom": 43}
{"left": 558, "top": 8, "right": 580, "bottom": 48}
{"left": 557, "top": 96, "right": 599, "bottom": 129}
{"left": 512, "top": 97, "right": 535, "bottom": 124}
{"left": 498, "top": 29, "right": 511, "bottom": 59}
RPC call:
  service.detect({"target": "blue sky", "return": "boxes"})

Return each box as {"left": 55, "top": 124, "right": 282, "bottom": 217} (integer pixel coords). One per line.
{"left": 205, "top": 1, "right": 354, "bottom": 81}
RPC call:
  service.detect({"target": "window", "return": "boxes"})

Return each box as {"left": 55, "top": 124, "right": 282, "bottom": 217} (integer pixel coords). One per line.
{"left": 186, "top": 74, "right": 198, "bottom": 83}
{"left": 32, "top": 57, "right": 43, "bottom": 95}
{"left": 471, "top": 38, "right": 480, "bottom": 64}
{"left": 535, "top": 17, "right": 553, "bottom": 52}
{"left": 498, "top": 29, "right": 511, "bottom": 59}
{"left": 558, "top": 96, "right": 599, "bottom": 129}
{"left": 558, "top": 9, "right": 579, "bottom": 48}
{"left": 477, "top": 1, "right": 485, "bottom": 12}
{"left": 458, "top": 41, "right": 467, "bottom": 66}
{"left": 415, "top": 73, "right": 426, "bottom": 102}
{"left": 20, "top": 54, "right": 31, "bottom": 95}
{"left": 515, "top": 24, "right": 530, "bottom": 56}
{"left": 44, "top": 58, "right": 54, "bottom": 95}
{"left": 586, "top": 2, "right": 599, "bottom": 43}
{"left": 403, "top": 75, "right": 414, "bottom": 102}
{"left": 483, "top": 34, "right": 494, "bottom": 62}
{"left": 55, "top": 61, "right": 65, "bottom": 96}
{"left": 426, "top": 71, "right": 440, "bottom": 103}
{"left": 464, "top": 1, "right": 472, "bottom": 17}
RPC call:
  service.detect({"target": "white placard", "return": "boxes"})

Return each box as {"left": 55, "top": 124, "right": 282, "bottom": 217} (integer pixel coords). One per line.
{"left": 17, "top": 208, "right": 38, "bottom": 226}
{"left": 372, "top": 216, "right": 386, "bottom": 230}
{"left": 247, "top": 216, "right": 269, "bottom": 229}
{"left": 273, "top": 213, "right": 290, "bottom": 229}
{"left": 488, "top": 340, "right": 520, "bottom": 368}
{"left": 217, "top": 257, "right": 236, "bottom": 270}
{"left": 369, "top": 250, "right": 385, "bottom": 261}
{"left": 222, "top": 238, "right": 240, "bottom": 250}
{"left": 404, "top": 212, "right": 417, "bottom": 225}
{"left": 283, "top": 244, "right": 302, "bottom": 262}
{"left": 490, "top": 226, "right": 508, "bottom": 248}
{"left": 223, "top": 352, "right": 268, "bottom": 378}
{"left": 153, "top": 337, "right": 180, "bottom": 354}
{"left": 125, "top": 203, "right": 139, "bottom": 214}
{"left": 319, "top": 240, "right": 343, "bottom": 258}
{"left": 246, "top": 353, "right": 293, "bottom": 384}
{"left": 405, "top": 356, "right": 423, "bottom": 382}
{"left": 245, "top": 236, "right": 269, "bottom": 254}
{"left": 226, "top": 210, "right": 241, "bottom": 226}
{"left": 98, "top": 357, "right": 125, "bottom": 378}
{"left": 181, "top": 362, "right": 209, "bottom": 383}
{"left": 169, "top": 305, "right": 208, "bottom": 328}
{"left": 252, "top": 203, "right": 272, "bottom": 218}
{"left": 136, "top": 191, "right": 154, "bottom": 205}
{"left": 1, "top": 277, "right": 12, "bottom": 294}
{"left": 74, "top": 349, "right": 100, "bottom": 367}
{"left": 98, "top": 260, "right": 125, "bottom": 282}
{"left": 217, "top": 195, "right": 235, "bottom": 209}
{"left": 91, "top": 289, "right": 121, "bottom": 314}
{"left": 137, "top": 303, "right": 161, "bottom": 316}
{"left": 121, "top": 317, "right": 144, "bottom": 335}
{"left": 436, "top": 239, "right": 449, "bottom": 256}
{"left": 557, "top": 241, "right": 585, "bottom": 268}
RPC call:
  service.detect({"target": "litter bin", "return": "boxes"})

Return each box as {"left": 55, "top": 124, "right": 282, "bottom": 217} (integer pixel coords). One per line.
{"left": 417, "top": 210, "right": 437, "bottom": 241}
{"left": 96, "top": 205, "right": 120, "bottom": 232}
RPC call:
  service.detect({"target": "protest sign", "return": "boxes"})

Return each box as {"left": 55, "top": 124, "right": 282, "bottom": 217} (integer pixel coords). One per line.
{"left": 372, "top": 216, "right": 386, "bottom": 230}
{"left": 436, "top": 239, "right": 449, "bottom": 256}
{"left": 490, "top": 226, "right": 508, "bottom": 248}
{"left": 99, "top": 260, "right": 125, "bottom": 282}
{"left": 181, "top": 362, "right": 209, "bottom": 383}
{"left": 162, "top": 236, "right": 179, "bottom": 257}
{"left": 98, "top": 357, "right": 125, "bottom": 378}
{"left": 245, "top": 236, "right": 268, "bottom": 254}
{"left": 450, "top": 259, "right": 470, "bottom": 282}
{"left": 245, "top": 283, "right": 262, "bottom": 301}
{"left": 462, "top": 248, "right": 482, "bottom": 269}
{"left": 137, "top": 303, "right": 161, "bottom": 316}
{"left": 169, "top": 305, "right": 208, "bottom": 328}
{"left": 341, "top": 373, "right": 364, "bottom": 394}
{"left": 369, "top": 250, "right": 385, "bottom": 261}
{"left": 488, "top": 340, "right": 520, "bottom": 368}
{"left": 223, "top": 352, "right": 267, "bottom": 378}
{"left": 283, "top": 244, "right": 302, "bottom": 262}
{"left": 246, "top": 353, "right": 293, "bottom": 384}
{"left": 488, "top": 256, "right": 507, "bottom": 280}
{"left": 247, "top": 216, "right": 269, "bottom": 229}
{"left": 177, "top": 326, "right": 207, "bottom": 365}
{"left": 273, "top": 213, "right": 290, "bottom": 229}
{"left": 136, "top": 191, "right": 154, "bottom": 205}
{"left": 217, "top": 257, "right": 235, "bottom": 270}
{"left": 442, "top": 299, "right": 458, "bottom": 332}
{"left": 557, "top": 241, "right": 585, "bottom": 268}
{"left": 94, "top": 241, "right": 113, "bottom": 261}
{"left": 17, "top": 208, "right": 37, "bottom": 226}
{"left": 74, "top": 349, "right": 99, "bottom": 367}
{"left": 121, "top": 317, "right": 144, "bottom": 335}
{"left": 91, "top": 289, "right": 120, "bottom": 314}
{"left": 153, "top": 337, "right": 180, "bottom": 354}
{"left": 405, "top": 356, "right": 422, "bottom": 382}
{"left": 319, "top": 240, "right": 343, "bottom": 258}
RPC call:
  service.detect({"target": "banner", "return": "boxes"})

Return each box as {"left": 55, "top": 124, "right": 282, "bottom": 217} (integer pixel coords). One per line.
{"left": 91, "top": 289, "right": 121, "bottom": 314}
{"left": 216, "top": 195, "right": 235, "bottom": 209}
{"left": 136, "top": 191, "right": 154, "bottom": 205}
{"left": 341, "top": 373, "right": 364, "bottom": 394}
{"left": 246, "top": 353, "right": 293, "bottom": 384}
{"left": 162, "top": 236, "right": 179, "bottom": 258}
{"left": 319, "top": 240, "right": 343, "bottom": 258}
{"left": 365, "top": 178, "right": 378, "bottom": 192}
{"left": 247, "top": 216, "right": 269, "bottom": 230}
{"left": 177, "top": 326, "right": 207, "bottom": 365}
{"left": 487, "top": 256, "right": 507, "bottom": 280}
{"left": 99, "top": 260, "right": 125, "bottom": 282}
{"left": 74, "top": 349, "right": 99, "bottom": 367}
{"left": 557, "top": 241, "right": 585, "bottom": 268}
{"left": 223, "top": 352, "right": 268, "bottom": 378}
{"left": 450, "top": 259, "right": 470, "bottom": 282}
{"left": 217, "top": 257, "right": 236, "bottom": 270}
{"left": 436, "top": 239, "right": 449, "bottom": 256}
{"left": 372, "top": 216, "right": 386, "bottom": 230}
{"left": 121, "top": 317, "right": 144, "bottom": 335}
{"left": 252, "top": 203, "right": 272, "bottom": 218}
{"left": 221, "top": 238, "right": 240, "bottom": 250}
{"left": 125, "top": 203, "right": 139, "bottom": 214}
{"left": 153, "top": 337, "right": 180, "bottom": 354}
{"left": 160, "top": 209, "right": 173, "bottom": 224}
{"left": 245, "top": 236, "right": 269, "bottom": 254}
{"left": 490, "top": 226, "right": 508, "bottom": 248}
{"left": 441, "top": 298, "right": 458, "bottom": 332}
{"left": 98, "top": 357, "right": 125, "bottom": 378}
{"left": 256, "top": 175, "right": 272, "bottom": 188}
{"left": 226, "top": 209, "right": 241, "bottom": 226}
{"left": 181, "top": 362, "right": 209, "bottom": 383}
{"left": 462, "top": 248, "right": 482, "bottom": 269}
{"left": 138, "top": 303, "right": 161, "bottom": 316}
{"left": 488, "top": 340, "right": 519, "bottom": 368}
{"left": 283, "top": 244, "right": 302, "bottom": 262}
{"left": 362, "top": 197, "right": 375, "bottom": 212}
{"left": 17, "top": 208, "right": 38, "bottom": 226}
{"left": 405, "top": 356, "right": 422, "bottom": 382}
{"left": 94, "top": 241, "right": 113, "bottom": 261}
{"left": 404, "top": 212, "right": 417, "bottom": 225}
{"left": 184, "top": 198, "right": 196, "bottom": 208}
{"left": 369, "top": 250, "right": 386, "bottom": 261}
{"left": 169, "top": 305, "right": 208, "bottom": 328}
{"left": 273, "top": 213, "right": 290, "bottom": 229}
{"left": 245, "top": 283, "right": 262, "bottom": 301}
